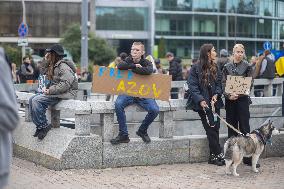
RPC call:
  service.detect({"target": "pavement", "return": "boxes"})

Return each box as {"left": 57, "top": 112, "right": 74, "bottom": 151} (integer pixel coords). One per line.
{"left": 7, "top": 156, "right": 284, "bottom": 189}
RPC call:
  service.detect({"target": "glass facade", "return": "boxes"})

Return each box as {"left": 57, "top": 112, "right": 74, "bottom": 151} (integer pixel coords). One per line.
{"left": 96, "top": 7, "right": 148, "bottom": 31}
{"left": 155, "top": 14, "right": 192, "bottom": 36}
{"left": 155, "top": 0, "right": 192, "bottom": 11}
{"left": 155, "top": 0, "right": 284, "bottom": 58}
{"left": 0, "top": 1, "right": 81, "bottom": 38}
{"left": 227, "top": 0, "right": 257, "bottom": 14}
{"left": 0, "top": 0, "right": 283, "bottom": 59}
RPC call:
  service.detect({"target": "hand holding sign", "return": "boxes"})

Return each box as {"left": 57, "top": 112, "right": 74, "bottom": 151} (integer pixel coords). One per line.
{"left": 92, "top": 66, "right": 172, "bottom": 101}
{"left": 225, "top": 75, "right": 252, "bottom": 95}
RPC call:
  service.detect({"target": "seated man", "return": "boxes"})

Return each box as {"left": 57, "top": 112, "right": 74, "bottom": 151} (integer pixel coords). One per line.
{"left": 29, "top": 44, "right": 78, "bottom": 140}
{"left": 110, "top": 42, "right": 159, "bottom": 145}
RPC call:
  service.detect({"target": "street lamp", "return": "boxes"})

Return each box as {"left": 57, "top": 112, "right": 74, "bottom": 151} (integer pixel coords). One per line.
{"left": 81, "top": 0, "right": 89, "bottom": 72}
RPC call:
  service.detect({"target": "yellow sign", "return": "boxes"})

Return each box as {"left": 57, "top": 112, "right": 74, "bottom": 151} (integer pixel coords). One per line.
{"left": 92, "top": 66, "right": 172, "bottom": 101}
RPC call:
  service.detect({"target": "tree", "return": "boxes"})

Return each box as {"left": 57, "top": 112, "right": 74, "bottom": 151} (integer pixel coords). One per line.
{"left": 60, "top": 23, "right": 81, "bottom": 63}
{"left": 60, "top": 23, "right": 116, "bottom": 66}
{"left": 88, "top": 33, "right": 116, "bottom": 66}
{"left": 2, "top": 44, "right": 22, "bottom": 66}
{"left": 158, "top": 37, "right": 166, "bottom": 58}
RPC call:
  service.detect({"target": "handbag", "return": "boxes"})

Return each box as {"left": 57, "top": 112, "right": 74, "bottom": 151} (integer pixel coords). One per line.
{"left": 186, "top": 92, "right": 198, "bottom": 111}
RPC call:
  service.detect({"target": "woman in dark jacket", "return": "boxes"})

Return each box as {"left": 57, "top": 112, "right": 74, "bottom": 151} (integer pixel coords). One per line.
{"left": 187, "top": 44, "right": 225, "bottom": 166}
{"left": 222, "top": 44, "right": 257, "bottom": 167}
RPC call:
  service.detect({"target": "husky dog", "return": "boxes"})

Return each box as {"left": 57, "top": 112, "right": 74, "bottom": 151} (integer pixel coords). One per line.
{"left": 224, "top": 121, "right": 280, "bottom": 176}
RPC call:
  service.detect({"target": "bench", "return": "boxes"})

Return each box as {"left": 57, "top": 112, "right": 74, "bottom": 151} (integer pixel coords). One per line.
{"left": 16, "top": 92, "right": 179, "bottom": 141}
{"left": 14, "top": 91, "right": 284, "bottom": 170}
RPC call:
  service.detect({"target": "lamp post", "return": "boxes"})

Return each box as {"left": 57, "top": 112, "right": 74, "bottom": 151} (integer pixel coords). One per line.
{"left": 81, "top": 0, "right": 89, "bottom": 72}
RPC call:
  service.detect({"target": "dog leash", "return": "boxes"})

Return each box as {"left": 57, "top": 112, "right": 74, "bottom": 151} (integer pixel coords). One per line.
{"left": 206, "top": 101, "right": 245, "bottom": 136}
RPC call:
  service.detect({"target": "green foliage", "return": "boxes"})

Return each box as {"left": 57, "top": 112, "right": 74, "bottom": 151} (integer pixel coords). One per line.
{"left": 60, "top": 23, "right": 81, "bottom": 63}
{"left": 60, "top": 23, "right": 116, "bottom": 66}
{"left": 88, "top": 34, "right": 116, "bottom": 66}
{"left": 158, "top": 37, "right": 166, "bottom": 58}
{"left": 1, "top": 44, "right": 22, "bottom": 67}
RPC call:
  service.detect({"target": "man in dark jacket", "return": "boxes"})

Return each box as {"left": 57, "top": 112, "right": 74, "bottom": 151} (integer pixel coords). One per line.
{"left": 166, "top": 52, "right": 183, "bottom": 99}
{"left": 217, "top": 49, "right": 229, "bottom": 72}
{"left": 18, "top": 56, "right": 36, "bottom": 83}
{"left": 0, "top": 47, "right": 19, "bottom": 189}
{"left": 110, "top": 42, "right": 159, "bottom": 145}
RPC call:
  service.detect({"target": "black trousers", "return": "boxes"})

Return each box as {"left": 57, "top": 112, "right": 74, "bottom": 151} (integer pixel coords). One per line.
{"left": 225, "top": 96, "right": 250, "bottom": 138}
{"left": 226, "top": 96, "right": 252, "bottom": 163}
{"left": 198, "top": 109, "right": 221, "bottom": 155}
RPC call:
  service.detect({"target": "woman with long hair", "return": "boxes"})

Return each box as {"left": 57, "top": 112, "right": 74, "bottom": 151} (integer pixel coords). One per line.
{"left": 29, "top": 44, "right": 78, "bottom": 140}
{"left": 187, "top": 43, "right": 225, "bottom": 166}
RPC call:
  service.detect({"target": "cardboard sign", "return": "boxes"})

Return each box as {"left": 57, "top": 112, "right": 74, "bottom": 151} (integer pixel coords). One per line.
{"left": 92, "top": 66, "right": 171, "bottom": 101}
{"left": 225, "top": 75, "right": 252, "bottom": 95}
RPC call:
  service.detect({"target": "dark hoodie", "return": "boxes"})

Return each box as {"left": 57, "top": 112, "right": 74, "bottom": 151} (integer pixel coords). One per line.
{"left": 117, "top": 56, "right": 153, "bottom": 75}
{"left": 169, "top": 57, "right": 183, "bottom": 81}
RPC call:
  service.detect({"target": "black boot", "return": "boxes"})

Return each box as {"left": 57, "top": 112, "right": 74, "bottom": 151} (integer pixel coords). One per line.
{"left": 110, "top": 134, "right": 130, "bottom": 145}
{"left": 33, "top": 128, "right": 41, "bottom": 137}
{"left": 216, "top": 153, "right": 225, "bottom": 165}
{"left": 37, "top": 125, "right": 51, "bottom": 140}
{"left": 243, "top": 157, "right": 260, "bottom": 168}
{"left": 208, "top": 154, "right": 225, "bottom": 166}
{"left": 136, "top": 130, "right": 151, "bottom": 143}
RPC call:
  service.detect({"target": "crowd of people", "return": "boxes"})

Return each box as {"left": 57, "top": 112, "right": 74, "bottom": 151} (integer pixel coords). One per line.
{"left": 1, "top": 41, "right": 283, "bottom": 189}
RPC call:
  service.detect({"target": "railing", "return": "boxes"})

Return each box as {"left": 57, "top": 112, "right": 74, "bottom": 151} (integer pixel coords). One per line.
{"left": 14, "top": 78, "right": 284, "bottom": 101}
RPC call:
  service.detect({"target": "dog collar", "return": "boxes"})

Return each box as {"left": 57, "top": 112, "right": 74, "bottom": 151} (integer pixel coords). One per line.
{"left": 251, "top": 130, "right": 266, "bottom": 145}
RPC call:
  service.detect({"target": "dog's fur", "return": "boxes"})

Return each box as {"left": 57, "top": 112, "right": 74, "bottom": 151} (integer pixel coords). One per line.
{"left": 224, "top": 121, "right": 279, "bottom": 176}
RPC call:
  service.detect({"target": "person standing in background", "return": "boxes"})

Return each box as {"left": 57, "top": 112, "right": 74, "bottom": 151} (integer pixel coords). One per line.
{"left": 18, "top": 56, "right": 35, "bottom": 83}
{"left": 166, "top": 52, "right": 183, "bottom": 99}
{"left": 217, "top": 49, "right": 229, "bottom": 72}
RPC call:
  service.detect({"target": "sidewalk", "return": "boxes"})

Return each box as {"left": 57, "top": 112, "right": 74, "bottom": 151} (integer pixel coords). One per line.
{"left": 8, "top": 157, "right": 284, "bottom": 189}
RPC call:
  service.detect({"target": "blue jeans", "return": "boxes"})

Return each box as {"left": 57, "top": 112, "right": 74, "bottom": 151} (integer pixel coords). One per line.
{"left": 115, "top": 95, "right": 159, "bottom": 136}
{"left": 29, "top": 94, "right": 60, "bottom": 129}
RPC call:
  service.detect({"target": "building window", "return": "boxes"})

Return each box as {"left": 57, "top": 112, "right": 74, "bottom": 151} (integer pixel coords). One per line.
{"left": 155, "top": 0, "right": 192, "bottom": 11}
{"left": 0, "top": 1, "right": 81, "bottom": 38}
{"left": 194, "top": 15, "right": 217, "bottom": 36}
{"left": 229, "top": 16, "right": 255, "bottom": 38}
{"left": 227, "top": 0, "right": 256, "bottom": 14}
{"left": 257, "top": 18, "right": 273, "bottom": 38}
{"left": 279, "top": 21, "right": 284, "bottom": 39}
{"left": 155, "top": 14, "right": 192, "bottom": 36}
{"left": 193, "top": 0, "right": 225, "bottom": 12}
{"left": 96, "top": 7, "right": 148, "bottom": 31}
{"left": 259, "top": 0, "right": 275, "bottom": 16}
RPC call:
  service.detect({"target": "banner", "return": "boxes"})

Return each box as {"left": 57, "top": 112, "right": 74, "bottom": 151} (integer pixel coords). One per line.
{"left": 92, "top": 66, "right": 171, "bottom": 101}
{"left": 225, "top": 75, "right": 252, "bottom": 95}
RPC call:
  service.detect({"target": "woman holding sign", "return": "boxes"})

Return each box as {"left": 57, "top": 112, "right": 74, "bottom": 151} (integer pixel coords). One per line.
{"left": 187, "top": 44, "right": 225, "bottom": 166}
{"left": 222, "top": 44, "right": 256, "bottom": 167}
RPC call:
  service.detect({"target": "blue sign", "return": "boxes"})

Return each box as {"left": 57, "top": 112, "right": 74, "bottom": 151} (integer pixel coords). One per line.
{"left": 18, "top": 22, "right": 28, "bottom": 37}
{"left": 263, "top": 41, "right": 272, "bottom": 50}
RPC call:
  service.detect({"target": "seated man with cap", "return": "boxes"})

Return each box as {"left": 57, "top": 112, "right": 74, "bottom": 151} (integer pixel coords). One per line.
{"left": 29, "top": 44, "right": 78, "bottom": 140}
